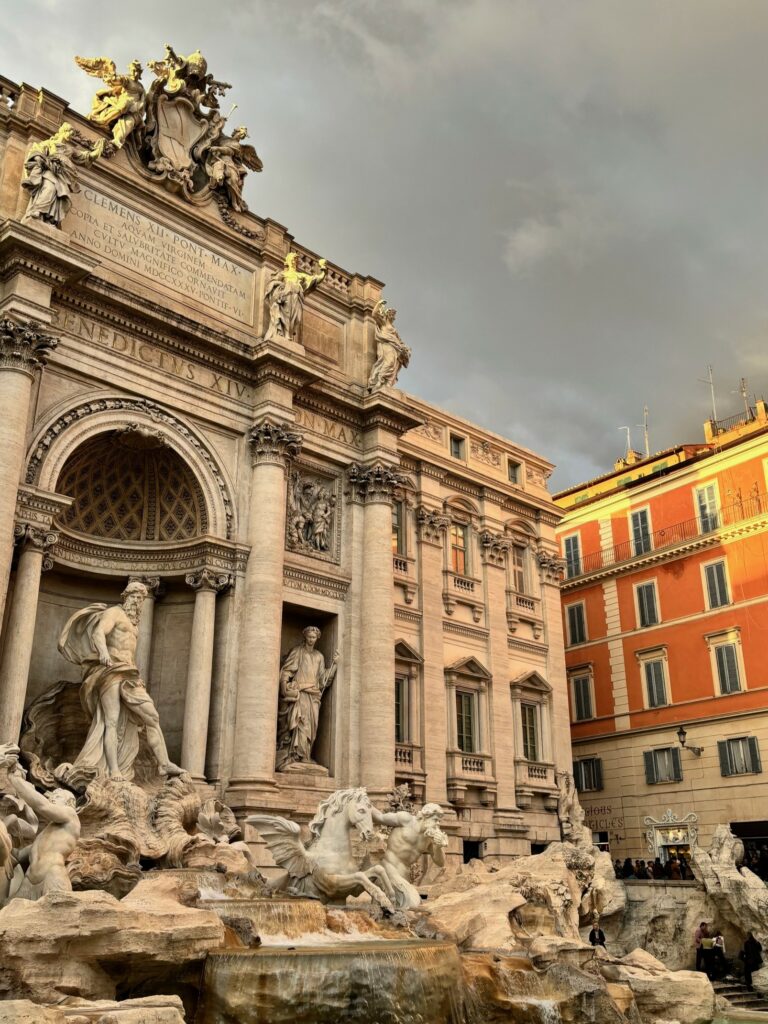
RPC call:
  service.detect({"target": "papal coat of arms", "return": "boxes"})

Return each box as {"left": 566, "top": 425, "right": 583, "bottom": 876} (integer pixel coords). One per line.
{"left": 75, "top": 45, "right": 263, "bottom": 234}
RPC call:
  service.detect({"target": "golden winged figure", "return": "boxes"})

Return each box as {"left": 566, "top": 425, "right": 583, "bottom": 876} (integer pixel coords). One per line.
{"left": 75, "top": 55, "right": 146, "bottom": 155}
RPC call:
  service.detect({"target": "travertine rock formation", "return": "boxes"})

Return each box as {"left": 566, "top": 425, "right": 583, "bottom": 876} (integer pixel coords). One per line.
{"left": 599, "top": 948, "right": 716, "bottom": 1024}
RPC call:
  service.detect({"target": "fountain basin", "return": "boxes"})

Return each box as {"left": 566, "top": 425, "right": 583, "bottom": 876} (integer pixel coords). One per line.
{"left": 197, "top": 939, "right": 465, "bottom": 1024}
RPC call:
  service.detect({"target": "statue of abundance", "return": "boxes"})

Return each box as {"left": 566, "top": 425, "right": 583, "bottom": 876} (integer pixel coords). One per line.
{"left": 276, "top": 626, "right": 339, "bottom": 771}
{"left": 58, "top": 580, "right": 185, "bottom": 782}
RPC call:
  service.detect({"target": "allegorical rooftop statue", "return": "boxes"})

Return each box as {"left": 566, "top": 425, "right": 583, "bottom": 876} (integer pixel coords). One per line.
{"left": 276, "top": 626, "right": 338, "bottom": 772}
{"left": 367, "top": 299, "right": 411, "bottom": 390}
{"left": 205, "top": 124, "right": 263, "bottom": 213}
{"left": 58, "top": 581, "right": 185, "bottom": 782}
{"left": 265, "top": 252, "right": 327, "bottom": 344}
{"left": 74, "top": 56, "right": 146, "bottom": 157}
{"left": 21, "top": 122, "right": 97, "bottom": 228}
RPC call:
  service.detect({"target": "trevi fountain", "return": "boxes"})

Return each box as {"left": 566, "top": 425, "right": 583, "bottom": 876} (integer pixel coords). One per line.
{"left": 0, "top": 43, "right": 766, "bottom": 1024}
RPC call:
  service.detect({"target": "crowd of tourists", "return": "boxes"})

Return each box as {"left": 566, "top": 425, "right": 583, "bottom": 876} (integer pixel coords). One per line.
{"left": 613, "top": 856, "right": 690, "bottom": 880}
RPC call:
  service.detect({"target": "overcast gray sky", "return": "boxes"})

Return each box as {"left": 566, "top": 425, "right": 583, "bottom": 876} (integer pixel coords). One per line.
{"left": 4, "top": 0, "right": 768, "bottom": 488}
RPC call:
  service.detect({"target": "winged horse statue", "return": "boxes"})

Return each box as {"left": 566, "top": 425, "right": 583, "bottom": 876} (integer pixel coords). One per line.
{"left": 247, "top": 787, "right": 395, "bottom": 911}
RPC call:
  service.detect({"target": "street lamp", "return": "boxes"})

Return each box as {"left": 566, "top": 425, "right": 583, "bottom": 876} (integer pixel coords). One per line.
{"left": 677, "top": 724, "right": 703, "bottom": 756}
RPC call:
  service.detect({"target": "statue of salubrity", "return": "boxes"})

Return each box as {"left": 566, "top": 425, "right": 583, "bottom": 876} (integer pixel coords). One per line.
{"left": 276, "top": 626, "right": 339, "bottom": 772}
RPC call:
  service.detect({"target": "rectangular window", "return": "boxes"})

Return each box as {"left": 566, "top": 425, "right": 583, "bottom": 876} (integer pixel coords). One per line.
{"left": 564, "top": 534, "right": 581, "bottom": 578}
{"left": 644, "top": 659, "right": 668, "bottom": 708}
{"left": 572, "top": 674, "right": 594, "bottom": 721}
{"left": 566, "top": 603, "right": 587, "bottom": 645}
{"left": 718, "top": 737, "right": 762, "bottom": 776}
{"left": 508, "top": 459, "right": 521, "bottom": 484}
{"left": 643, "top": 746, "right": 683, "bottom": 784}
{"left": 715, "top": 642, "right": 741, "bottom": 694}
{"left": 395, "top": 675, "right": 408, "bottom": 744}
{"left": 696, "top": 483, "right": 719, "bottom": 533}
{"left": 574, "top": 757, "right": 603, "bottom": 792}
{"left": 521, "top": 703, "right": 539, "bottom": 761}
{"left": 450, "top": 434, "right": 466, "bottom": 460}
{"left": 511, "top": 545, "right": 528, "bottom": 593}
{"left": 392, "top": 500, "right": 406, "bottom": 556}
{"left": 456, "top": 691, "right": 476, "bottom": 752}
{"left": 704, "top": 560, "right": 729, "bottom": 608}
{"left": 636, "top": 581, "right": 659, "bottom": 627}
{"left": 631, "top": 508, "right": 652, "bottom": 555}
{"left": 450, "top": 524, "right": 468, "bottom": 576}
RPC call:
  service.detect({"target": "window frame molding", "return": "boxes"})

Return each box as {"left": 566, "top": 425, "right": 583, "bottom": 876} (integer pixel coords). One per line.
{"left": 574, "top": 755, "right": 603, "bottom": 792}
{"left": 705, "top": 627, "right": 746, "bottom": 696}
{"left": 449, "top": 432, "right": 467, "bottom": 462}
{"left": 700, "top": 556, "right": 731, "bottom": 611}
{"left": 635, "top": 645, "right": 670, "bottom": 710}
{"left": 644, "top": 745, "right": 684, "bottom": 785}
{"left": 694, "top": 479, "right": 721, "bottom": 534}
{"left": 565, "top": 599, "right": 588, "bottom": 646}
{"left": 510, "top": 670, "right": 554, "bottom": 764}
{"left": 562, "top": 531, "right": 582, "bottom": 579}
{"left": 629, "top": 504, "right": 653, "bottom": 556}
{"left": 634, "top": 577, "right": 661, "bottom": 629}
{"left": 568, "top": 665, "right": 596, "bottom": 723}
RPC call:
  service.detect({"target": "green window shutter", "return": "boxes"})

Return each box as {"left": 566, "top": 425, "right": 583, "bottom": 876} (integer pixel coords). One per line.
{"left": 573, "top": 762, "right": 584, "bottom": 791}
{"left": 643, "top": 750, "right": 657, "bottom": 784}
{"left": 671, "top": 746, "right": 683, "bottom": 782}
{"left": 718, "top": 740, "right": 732, "bottom": 776}
{"left": 748, "top": 736, "right": 762, "bottom": 774}
{"left": 594, "top": 758, "right": 603, "bottom": 790}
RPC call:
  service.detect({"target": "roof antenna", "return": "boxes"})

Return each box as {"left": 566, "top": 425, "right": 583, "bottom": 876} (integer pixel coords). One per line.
{"left": 698, "top": 364, "right": 718, "bottom": 423}
{"left": 732, "top": 377, "right": 751, "bottom": 420}
{"left": 636, "top": 405, "right": 650, "bottom": 458}
{"left": 618, "top": 426, "right": 632, "bottom": 458}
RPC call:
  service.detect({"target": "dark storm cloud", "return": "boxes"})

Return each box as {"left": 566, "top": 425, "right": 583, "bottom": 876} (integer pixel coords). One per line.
{"left": 5, "top": 0, "right": 768, "bottom": 487}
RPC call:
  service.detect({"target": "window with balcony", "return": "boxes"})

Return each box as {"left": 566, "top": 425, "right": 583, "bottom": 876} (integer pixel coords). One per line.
{"left": 630, "top": 507, "right": 652, "bottom": 555}
{"left": 704, "top": 559, "right": 730, "bottom": 609}
{"left": 450, "top": 434, "right": 466, "bottom": 460}
{"left": 521, "top": 702, "right": 539, "bottom": 761}
{"left": 718, "top": 737, "right": 761, "bottom": 776}
{"left": 696, "top": 483, "right": 720, "bottom": 533}
{"left": 635, "top": 580, "right": 659, "bottom": 628}
{"left": 570, "top": 672, "right": 594, "bottom": 721}
{"left": 450, "top": 523, "right": 469, "bottom": 576}
{"left": 511, "top": 544, "right": 529, "bottom": 593}
{"left": 564, "top": 534, "right": 581, "bottom": 578}
{"left": 392, "top": 500, "right": 406, "bottom": 556}
{"left": 643, "top": 746, "right": 683, "bottom": 784}
{"left": 566, "top": 602, "right": 587, "bottom": 645}
{"left": 456, "top": 690, "right": 477, "bottom": 753}
{"left": 574, "top": 757, "right": 603, "bottom": 792}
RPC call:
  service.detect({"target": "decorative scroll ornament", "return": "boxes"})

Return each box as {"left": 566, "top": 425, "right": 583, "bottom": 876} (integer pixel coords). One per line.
{"left": 0, "top": 317, "right": 58, "bottom": 373}
{"left": 75, "top": 45, "right": 263, "bottom": 229}
{"left": 185, "top": 568, "right": 232, "bottom": 593}
{"left": 347, "top": 462, "right": 406, "bottom": 504}
{"left": 248, "top": 420, "right": 302, "bottom": 467}
{"left": 14, "top": 524, "right": 59, "bottom": 571}
{"left": 537, "top": 549, "right": 565, "bottom": 584}
{"left": 644, "top": 809, "right": 699, "bottom": 856}
{"left": 479, "top": 530, "right": 511, "bottom": 567}
{"left": 416, "top": 506, "right": 451, "bottom": 544}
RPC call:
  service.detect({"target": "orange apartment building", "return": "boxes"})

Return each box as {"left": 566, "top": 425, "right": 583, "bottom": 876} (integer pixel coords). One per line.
{"left": 555, "top": 402, "right": 768, "bottom": 864}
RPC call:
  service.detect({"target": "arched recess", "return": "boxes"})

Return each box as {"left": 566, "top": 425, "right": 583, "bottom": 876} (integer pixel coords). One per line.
{"left": 25, "top": 395, "right": 235, "bottom": 539}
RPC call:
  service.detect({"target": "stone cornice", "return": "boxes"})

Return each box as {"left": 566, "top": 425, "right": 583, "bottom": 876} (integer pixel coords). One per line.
{"left": 52, "top": 530, "right": 249, "bottom": 578}
{"left": 0, "top": 315, "right": 57, "bottom": 374}
{"left": 248, "top": 419, "right": 303, "bottom": 467}
{"left": 0, "top": 219, "right": 100, "bottom": 290}
{"left": 15, "top": 483, "right": 73, "bottom": 530}
{"left": 283, "top": 563, "right": 350, "bottom": 601}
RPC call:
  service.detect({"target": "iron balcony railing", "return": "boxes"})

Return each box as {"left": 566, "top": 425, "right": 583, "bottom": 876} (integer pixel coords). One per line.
{"left": 567, "top": 490, "right": 768, "bottom": 578}
{"left": 709, "top": 409, "right": 756, "bottom": 434}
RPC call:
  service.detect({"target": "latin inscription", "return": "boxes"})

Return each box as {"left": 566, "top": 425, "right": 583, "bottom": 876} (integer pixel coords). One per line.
{"left": 66, "top": 187, "right": 255, "bottom": 324}
{"left": 293, "top": 408, "right": 361, "bottom": 447}
{"left": 52, "top": 309, "right": 251, "bottom": 401}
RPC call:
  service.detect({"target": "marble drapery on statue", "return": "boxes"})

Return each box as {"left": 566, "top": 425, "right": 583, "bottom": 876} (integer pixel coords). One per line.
{"left": 57, "top": 581, "right": 184, "bottom": 782}
{"left": 367, "top": 299, "right": 411, "bottom": 390}
{"left": 276, "top": 626, "right": 338, "bottom": 771}
{"left": 21, "top": 123, "right": 96, "bottom": 228}
{"left": 264, "top": 252, "right": 327, "bottom": 343}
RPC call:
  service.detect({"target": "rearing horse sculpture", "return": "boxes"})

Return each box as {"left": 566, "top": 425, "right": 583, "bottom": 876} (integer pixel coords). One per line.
{"left": 247, "top": 787, "right": 395, "bottom": 911}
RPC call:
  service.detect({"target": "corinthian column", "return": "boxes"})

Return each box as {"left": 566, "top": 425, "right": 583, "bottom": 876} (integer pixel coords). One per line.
{"left": 348, "top": 462, "right": 404, "bottom": 798}
{"left": 0, "top": 317, "right": 57, "bottom": 631}
{"left": 181, "top": 568, "right": 232, "bottom": 781}
{"left": 0, "top": 525, "right": 58, "bottom": 741}
{"left": 230, "top": 420, "right": 302, "bottom": 788}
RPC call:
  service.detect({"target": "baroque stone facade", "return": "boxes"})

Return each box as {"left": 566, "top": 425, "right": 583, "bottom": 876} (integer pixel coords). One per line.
{"left": 0, "top": 67, "right": 570, "bottom": 865}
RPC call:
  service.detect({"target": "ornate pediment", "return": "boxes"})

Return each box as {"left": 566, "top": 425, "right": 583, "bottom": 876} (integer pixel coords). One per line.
{"left": 510, "top": 670, "right": 551, "bottom": 694}
{"left": 445, "top": 655, "right": 492, "bottom": 681}
{"left": 394, "top": 639, "right": 423, "bottom": 664}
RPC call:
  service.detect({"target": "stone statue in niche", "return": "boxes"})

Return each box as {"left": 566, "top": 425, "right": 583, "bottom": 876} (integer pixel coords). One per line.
{"left": 371, "top": 801, "right": 448, "bottom": 910}
{"left": 367, "top": 299, "right": 411, "bottom": 390}
{"left": 286, "top": 470, "right": 336, "bottom": 554}
{"left": 276, "top": 626, "right": 339, "bottom": 772}
{"left": 57, "top": 580, "right": 185, "bottom": 783}
{"left": 74, "top": 55, "right": 146, "bottom": 156}
{"left": 264, "top": 252, "right": 327, "bottom": 344}
{"left": 0, "top": 743, "right": 80, "bottom": 901}
{"left": 21, "top": 123, "right": 98, "bottom": 228}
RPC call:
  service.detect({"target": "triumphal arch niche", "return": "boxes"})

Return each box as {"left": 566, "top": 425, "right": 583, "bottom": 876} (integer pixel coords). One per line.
{"left": 0, "top": 47, "right": 570, "bottom": 862}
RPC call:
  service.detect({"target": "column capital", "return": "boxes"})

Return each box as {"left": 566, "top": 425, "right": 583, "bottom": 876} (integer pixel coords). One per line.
{"left": 536, "top": 549, "right": 565, "bottom": 585}
{"left": 185, "top": 568, "right": 232, "bottom": 593}
{"left": 14, "top": 523, "right": 59, "bottom": 570}
{"left": 416, "top": 505, "right": 451, "bottom": 545}
{"left": 479, "top": 530, "right": 511, "bottom": 568}
{"left": 347, "top": 462, "right": 406, "bottom": 505}
{"left": 128, "top": 574, "right": 164, "bottom": 598}
{"left": 0, "top": 316, "right": 57, "bottom": 376}
{"left": 248, "top": 419, "right": 302, "bottom": 467}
